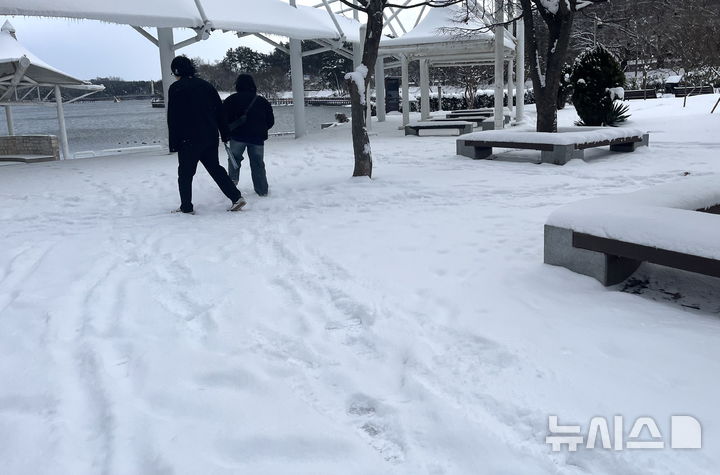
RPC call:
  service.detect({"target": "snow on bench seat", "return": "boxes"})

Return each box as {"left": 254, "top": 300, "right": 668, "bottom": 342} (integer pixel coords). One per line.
{"left": 544, "top": 176, "right": 720, "bottom": 285}
{"left": 457, "top": 127, "right": 649, "bottom": 164}
{"left": 431, "top": 116, "right": 488, "bottom": 126}
{"left": 405, "top": 120, "right": 473, "bottom": 136}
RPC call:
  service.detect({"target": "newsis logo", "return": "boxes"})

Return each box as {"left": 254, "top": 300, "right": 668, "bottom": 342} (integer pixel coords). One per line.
{"left": 546, "top": 415, "right": 702, "bottom": 451}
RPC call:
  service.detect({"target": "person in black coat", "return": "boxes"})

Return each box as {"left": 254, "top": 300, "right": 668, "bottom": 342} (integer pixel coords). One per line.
{"left": 222, "top": 74, "right": 275, "bottom": 196}
{"left": 167, "top": 56, "right": 245, "bottom": 213}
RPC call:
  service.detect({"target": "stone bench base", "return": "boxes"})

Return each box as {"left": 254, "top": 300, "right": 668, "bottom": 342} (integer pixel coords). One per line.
{"left": 0, "top": 135, "right": 60, "bottom": 162}
{"left": 544, "top": 225, "right": 641, "bottom": 285}
{"left": 0, "top": 154, "right": 57, "bottom": 163}
{"left": 405, "top": 123, "right": 473, "bottom": 136}
{"left": 457, "top": 133, "right": 649, "bottom": 165}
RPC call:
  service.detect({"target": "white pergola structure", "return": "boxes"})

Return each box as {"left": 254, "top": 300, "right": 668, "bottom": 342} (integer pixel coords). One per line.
{"left": 311, "top": 0, "right": 522, "bottom": 130}
{"left": 0, "top": 0, "right": 520, "bottom": 140}
{"left": 376, "top": 1, "right": 523, "bottom": 129}
{"left": 0, "top": 21, "right": 104, "bottom": 159}
{"left": 0, "top": 0, "right": 361, "bottom": 139}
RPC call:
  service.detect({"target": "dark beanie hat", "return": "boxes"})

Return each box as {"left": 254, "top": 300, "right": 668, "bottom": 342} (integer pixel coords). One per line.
{"left": 235, "top": 74, "right": 257, "bottom": 94}
{"left": 171, "top": 56, "right": 196, "bottom": 77}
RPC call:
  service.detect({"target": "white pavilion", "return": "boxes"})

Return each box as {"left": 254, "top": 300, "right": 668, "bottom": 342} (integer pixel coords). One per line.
{"left": 0, "top": 0, "right": 523, "bottom": 145}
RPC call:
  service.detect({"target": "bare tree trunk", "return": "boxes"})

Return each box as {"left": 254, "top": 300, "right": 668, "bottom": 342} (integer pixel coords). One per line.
{"left": 348, "top": 82, "right": 372, "bottom": 176}
{"left": 520, "top": 0, "right": 576, "bottom": 132}
{"left": 345, "top": 0, "right": 386, "bottom": 178}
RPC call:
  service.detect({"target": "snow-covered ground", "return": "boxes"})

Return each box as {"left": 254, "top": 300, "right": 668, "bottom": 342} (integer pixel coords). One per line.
{"left": 1, "top": 95, "right": 719, "bottom": 474}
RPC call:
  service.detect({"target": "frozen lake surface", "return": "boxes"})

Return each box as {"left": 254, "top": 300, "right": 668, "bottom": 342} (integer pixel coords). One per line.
{"left": 0, "top": 99, "right": 351, "bottom": 155}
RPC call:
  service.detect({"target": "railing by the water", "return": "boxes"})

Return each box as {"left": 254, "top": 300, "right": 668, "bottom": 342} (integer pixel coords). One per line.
{"left": 76, "top": 94, "right": 157, "bottom": 102}
{"left": 270, "top": 97, "right": 351, "bottom": 106}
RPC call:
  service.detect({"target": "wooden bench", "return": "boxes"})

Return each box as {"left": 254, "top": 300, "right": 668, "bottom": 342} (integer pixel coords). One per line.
{"left": 673, "top": 85, "right": 714, "bottom": 97}
{"left": 574, "top": 231, "right": 720, "bottom": 285}
{"left": 623, "top": 89, "right": 659, "bottom": 100}
{"left": 544, "top": 178, "right": 720, "bottom": 286}
{"left": 405, "top": 120, "right": 473, "bottom": 136}
{"left": 456, "top": 128, "right": 649, "bottom": 165}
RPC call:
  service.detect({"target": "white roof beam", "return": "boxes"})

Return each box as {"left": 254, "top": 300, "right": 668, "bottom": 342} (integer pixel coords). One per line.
{"left": 0, "top": 55, "right": 30, "bottom": 102}
{"left": 414, "top": 5, "right": 427, "bottom": 28}
{"left": 19, "top": 85, "right": 38, "bottom": 101}
{"left": 313, "top": 39, "right": 354, "bottom": 60}
{"left": 385, "top": 1, "right": 412, "bottom": 24}
{"left": 132, "top": 26, "right": 159, "bottom": 46}
{"left": 174, "top": 32, "right": 204, "bottom": 50}
{"left": 319, "top": 0, "right": 346, "bottom": 40}
{"left": 391, "top": 8, "right": 408, "bottom": 34}
{"left": 254, "top": 33, "right": 290, "bottom": 55}
{"left": 302, "top": 45, "right": 333, "bottom": 57}
{"left": 383, "top": 12, "right": 400, "bottom": 38}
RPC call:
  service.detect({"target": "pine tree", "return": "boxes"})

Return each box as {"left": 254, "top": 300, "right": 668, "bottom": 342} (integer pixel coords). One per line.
{"left": 571, "top": 45, "right": 629, "bottom": 126}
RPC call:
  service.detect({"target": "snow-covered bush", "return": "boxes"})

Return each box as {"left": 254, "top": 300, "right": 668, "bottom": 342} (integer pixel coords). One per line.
{"left": 557, "top": 63, "right": 574, "bottom": 110}
{"left": 421, "top": 91, "right": 536, "bottom": 112}
{"left": 684, "top": 68, "right": 720, "bottom": 88}
{"left": 571, "top": 45, "right": 629, "bottom": 126}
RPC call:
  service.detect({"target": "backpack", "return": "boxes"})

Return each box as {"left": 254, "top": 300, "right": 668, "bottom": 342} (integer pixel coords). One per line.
{"left": 228, "top": 95, "right": 258, "bottom": 132}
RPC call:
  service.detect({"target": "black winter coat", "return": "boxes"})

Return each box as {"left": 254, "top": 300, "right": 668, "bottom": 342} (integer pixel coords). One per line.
{"left": 167, "top": 76, "right": 229, "bottom": 152}
{"left": 222, "top": 92, "right": 275, "bottom": 145}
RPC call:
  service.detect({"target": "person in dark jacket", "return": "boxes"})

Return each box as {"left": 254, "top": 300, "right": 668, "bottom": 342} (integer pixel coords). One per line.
{"left": 222, "top": 74, "right": 275, "bottom": 196}
{"left": 167, "top": 56, "right": 246, "bottom": 213}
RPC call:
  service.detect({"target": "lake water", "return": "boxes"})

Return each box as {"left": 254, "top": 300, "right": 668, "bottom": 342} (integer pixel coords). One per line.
{"left": 0, "top": 100, "right": 351, "bottom": 156}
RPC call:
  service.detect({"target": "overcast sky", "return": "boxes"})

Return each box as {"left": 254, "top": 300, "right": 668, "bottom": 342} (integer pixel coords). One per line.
{"left": 3, "top": 1, "right": 424, "bottom": 82}
{"left": 5, "top": 16, "right": 277, "bottom": 81}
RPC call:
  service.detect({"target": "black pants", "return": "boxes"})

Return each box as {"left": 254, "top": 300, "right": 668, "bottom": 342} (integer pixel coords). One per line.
{"left": 177, "top": 141, "right": 241, "bottom": 212}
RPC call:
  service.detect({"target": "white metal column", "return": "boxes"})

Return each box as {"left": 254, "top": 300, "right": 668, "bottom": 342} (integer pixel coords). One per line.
{"left": 289, "top": 0, "right": 307, "bottom": 138}
{"left": 493, "top": 0, "right": 505, "bottom": 130}
{"left": 54, "top": 85, "right": 70, "bottom": 160}
{"left": 401, "top": 54, "right": 410, "bottom": 126}
{"left": 419, "top": 59, "right": 430, "bottom": 120}
{"left": 289, "top": 39, "right": 307, "bottom": 138}
{"left": 353, "top": 23, "right": 365, "bottom": 70}
{"left": 353, "top": 42, "right": 363, "bottom": 69}
{"left": 375, "top": 56, "right": 386, "bottom": 122}
{"left": 4, "top": 106, "right": 13, "bottom": 135}
{"left": 157, "top": 28, "right": 175, "bottom": 106}
{"left": 515, "top": 18, "right": 525, "bottom": 124}
{"left": 507, "top": 58, "right": 514, "bottom": 115}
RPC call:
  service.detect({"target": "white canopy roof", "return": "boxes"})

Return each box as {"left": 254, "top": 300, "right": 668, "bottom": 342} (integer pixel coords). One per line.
{"left": 301, "top": 6, "right": 362, "bottom": 43}
{"left": 379, "top": 4, "right": 514, "bottom": 60}
{"left": 0, "top": 21, "right": 99, "bottom": 87}
{"left": 0, "top": 0, "right": 355, "bottom": 40}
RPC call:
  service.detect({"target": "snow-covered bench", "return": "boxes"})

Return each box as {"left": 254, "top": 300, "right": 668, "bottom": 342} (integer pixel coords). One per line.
{"left": 446, "top": 108, "right": 495, "bottom": 118}
{"left": 623, "top": 89, "right": 659, "bottom": 100}
{"left": 431, "top": 116, "right": 488, "bottom": 126}
{"left": 544, "top": 177, "right": 720, "bottom": 285}
{"left": 456, "top": 127, "right": 649, "bottom": 165}
{"left": 673, "top": 85, "right": 714, "bottom": 97}
{"left": 405, "top": 120, "right": 473, "bottom": 136}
